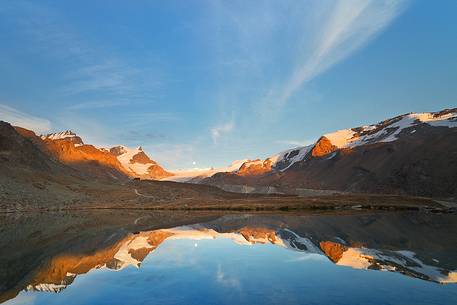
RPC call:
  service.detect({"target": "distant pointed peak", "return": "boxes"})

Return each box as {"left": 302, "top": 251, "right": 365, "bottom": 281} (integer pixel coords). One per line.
{"left": 40, "top": 130, "right": 84, "bottom": 145}
{"left": 41, "top": 130, "right": 77, "bottom": 140}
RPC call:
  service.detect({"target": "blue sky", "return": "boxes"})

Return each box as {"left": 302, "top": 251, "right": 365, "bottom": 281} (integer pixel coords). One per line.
{"left": 0, "top": 0, "right": 456, "bottom": 170}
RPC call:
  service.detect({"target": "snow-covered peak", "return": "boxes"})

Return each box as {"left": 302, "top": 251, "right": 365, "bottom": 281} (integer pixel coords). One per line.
{"left": 41, "top": 131, "right": 78, "bottom": 140}
{"left": 41, "top": 130, "right": 84, "bottom": 145}
{"left": 110, "top": 145, "right": 150, "bottom": 175}
{"left": 323, "top": 109, "right": 457, "bottom": 149}
{"left": 270, "top": 145, "right": 314, "bottom": 171}
{"left": 109, "top": 145, "right": 171, "bottom": 179}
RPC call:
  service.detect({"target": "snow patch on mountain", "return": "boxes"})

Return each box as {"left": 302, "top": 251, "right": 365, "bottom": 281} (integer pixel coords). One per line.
{"left": 333, "top": 245, "right": 457, "bottom": 283}
{"left": 41, "top": 130, "right": 84, "bottom": 146}
{"left": 41, "top": 130, "right": 78, "bottom": 141}
{"left": 113, "top": 235, "right": 152, "bottom": 269}
{"left": 270, "top": 145, "right": 314, "bottom": 171}
{"left": 111, "top": 145, "right": 153, "bottom": 176}
{"left": 323, "top": 110, "right": 457, "bottom": 149}
{"left": 162, "top": 159, "right": 248, "bottom": 182}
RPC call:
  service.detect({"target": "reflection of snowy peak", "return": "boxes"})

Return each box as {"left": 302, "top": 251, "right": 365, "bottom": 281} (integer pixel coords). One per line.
{"left": 319, "top": 241, "right": 457, "bottom": 284}
{"left": 25, "top": 273, "right": 76, "bottom": 293}
{"left": 24, "top": 224, "right": 457, "bottom": 296}
{"left": 278, "top": 228, "right": 322, "bottom": 253}
{"left": 108, "top": 225, "right": 457, "bottom": 285}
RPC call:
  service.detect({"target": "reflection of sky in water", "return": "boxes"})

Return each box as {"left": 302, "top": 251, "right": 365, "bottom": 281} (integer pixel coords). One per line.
{"left": 6, "top": 237, "right": 457, "bottom": 305}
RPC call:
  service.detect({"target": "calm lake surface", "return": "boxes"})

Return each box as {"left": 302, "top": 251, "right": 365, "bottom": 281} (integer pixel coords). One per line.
{"left": 1, "top": 211, "right": 456, "bottom": 305}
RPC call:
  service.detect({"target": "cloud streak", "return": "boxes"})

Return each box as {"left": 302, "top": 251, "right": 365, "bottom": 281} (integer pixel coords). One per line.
{"left": 279, "top": 0, "right": 408, "bottom": 105}
{"left": 0, "top": 104, "right": 51, "bottom": 133}
{"left": 274, "top": 139, "right": 316, "bottom": 147}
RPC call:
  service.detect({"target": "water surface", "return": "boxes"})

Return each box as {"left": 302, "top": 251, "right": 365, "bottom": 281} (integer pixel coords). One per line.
{"left": 1, "top": 211, "right": 456, "bottom": 305}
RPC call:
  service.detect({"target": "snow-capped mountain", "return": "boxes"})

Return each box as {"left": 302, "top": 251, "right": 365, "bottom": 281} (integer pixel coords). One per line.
{"left": 41, "top": 130, "right": 84, "bottom": 146}
{"left": 39, "top": 129, "right": 172, "bottom": 180}
{"left": 202, "top": 108, "right": 457, "bottom": 198}
{"left": 322, "top": 109, "right": 457, "bottom": 149}
{"left": 2, "top": 108, "right": 457, "bottom": 197}
{"left": 109, "top": 145, "right": 172, "bottom": 180}
{"left": 276, "top": 109, "right": 457, "bottom": 164}
{"left": 37, "top": 130, "right": 130, "bottom": 180}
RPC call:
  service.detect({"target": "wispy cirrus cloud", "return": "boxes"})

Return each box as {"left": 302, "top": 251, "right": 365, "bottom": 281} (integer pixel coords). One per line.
{"left": 278, "top": 0, "right": 409, "bottom": 106}
{"left": 274, "top": 139, "right": 316, "bottom": 147}
{"left": 0, "top": 104, "right": 51, "bottom": 133}
{"left": 203, "top": 0, "right": 409, "bottom": 143}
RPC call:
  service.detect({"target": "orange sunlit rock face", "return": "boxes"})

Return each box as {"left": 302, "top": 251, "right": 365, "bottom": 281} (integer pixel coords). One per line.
{"left": 238, "top": 227, "right": 280, "bottom": 244}
{"left": 45, "top": 139, "right": 129, "bottom": 179}
{"left": 29, "top": 238, "right": 126, "bottom": 288}
{"left": 26, "top": 230, "right": 175, "bottom": 292}
{"left": 14, "top": 126, "right": 128, "bottom": 179}
{"left": 319, "top": 241, "right": 347, "bottom": 263}
{"left": 13, "top": 126, "right": 173, "bottom": 180}
{"left": 237, "top": 159, "right": 273, "bottom": 176}
{"left": 130, "top": 150, "right": 156, "bottom": 165}
{"left": 311, "top": 136, "right": 338, "bottom": 157}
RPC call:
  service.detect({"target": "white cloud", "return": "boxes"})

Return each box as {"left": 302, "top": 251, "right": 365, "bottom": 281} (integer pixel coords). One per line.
{"left": 0, "top": 104, "right": 51, "bottom": 133}
{"left": 274, "top": 139, "right": 316, "bottom": 147}
{"left": 216, "top": 264, "right": 240, "bottom": 289}
{"left": 279, "top": 0, "right": 408, "bottom": 105}
{"left": 210, "top": 121, "right": 234, "bottom": 144}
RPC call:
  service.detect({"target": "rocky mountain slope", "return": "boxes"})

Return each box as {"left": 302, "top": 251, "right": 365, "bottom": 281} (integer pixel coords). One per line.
{"left": 2, "top": 108, "right": 456, "bottom": 207}
{"left": 5, "top": 124, "right": 172, "bottom": 182}
{"left": 0, "top": 123, "right": 90, "bottom": 207}
{"left": 39, "top": 130, "right": 129, "bottom": 180}
{"left": 202, "top": 109, "right": 457, "bottom": 198}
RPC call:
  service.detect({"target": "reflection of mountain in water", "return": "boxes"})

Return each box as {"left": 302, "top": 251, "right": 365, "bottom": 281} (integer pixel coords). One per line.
{"left": 22, "top": 224, "right": 457, "bottom": 295}
{"left": 2, "top": 211, "right": 457, "bottom": 303}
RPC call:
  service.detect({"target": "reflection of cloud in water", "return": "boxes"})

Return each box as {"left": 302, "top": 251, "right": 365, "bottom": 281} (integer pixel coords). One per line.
{"left": 285, "top": 253, "right": 327, "bottom": 263}
{"left": 216, "top": 264, "right": 240, "bottom": 289}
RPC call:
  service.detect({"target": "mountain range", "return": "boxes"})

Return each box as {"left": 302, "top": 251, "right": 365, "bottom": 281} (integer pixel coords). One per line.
{"left": 1, "top": 108, "right": 456, "bottom": 207}
{"left": 201, "top": 108, "right": 457, "bottom": 198}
